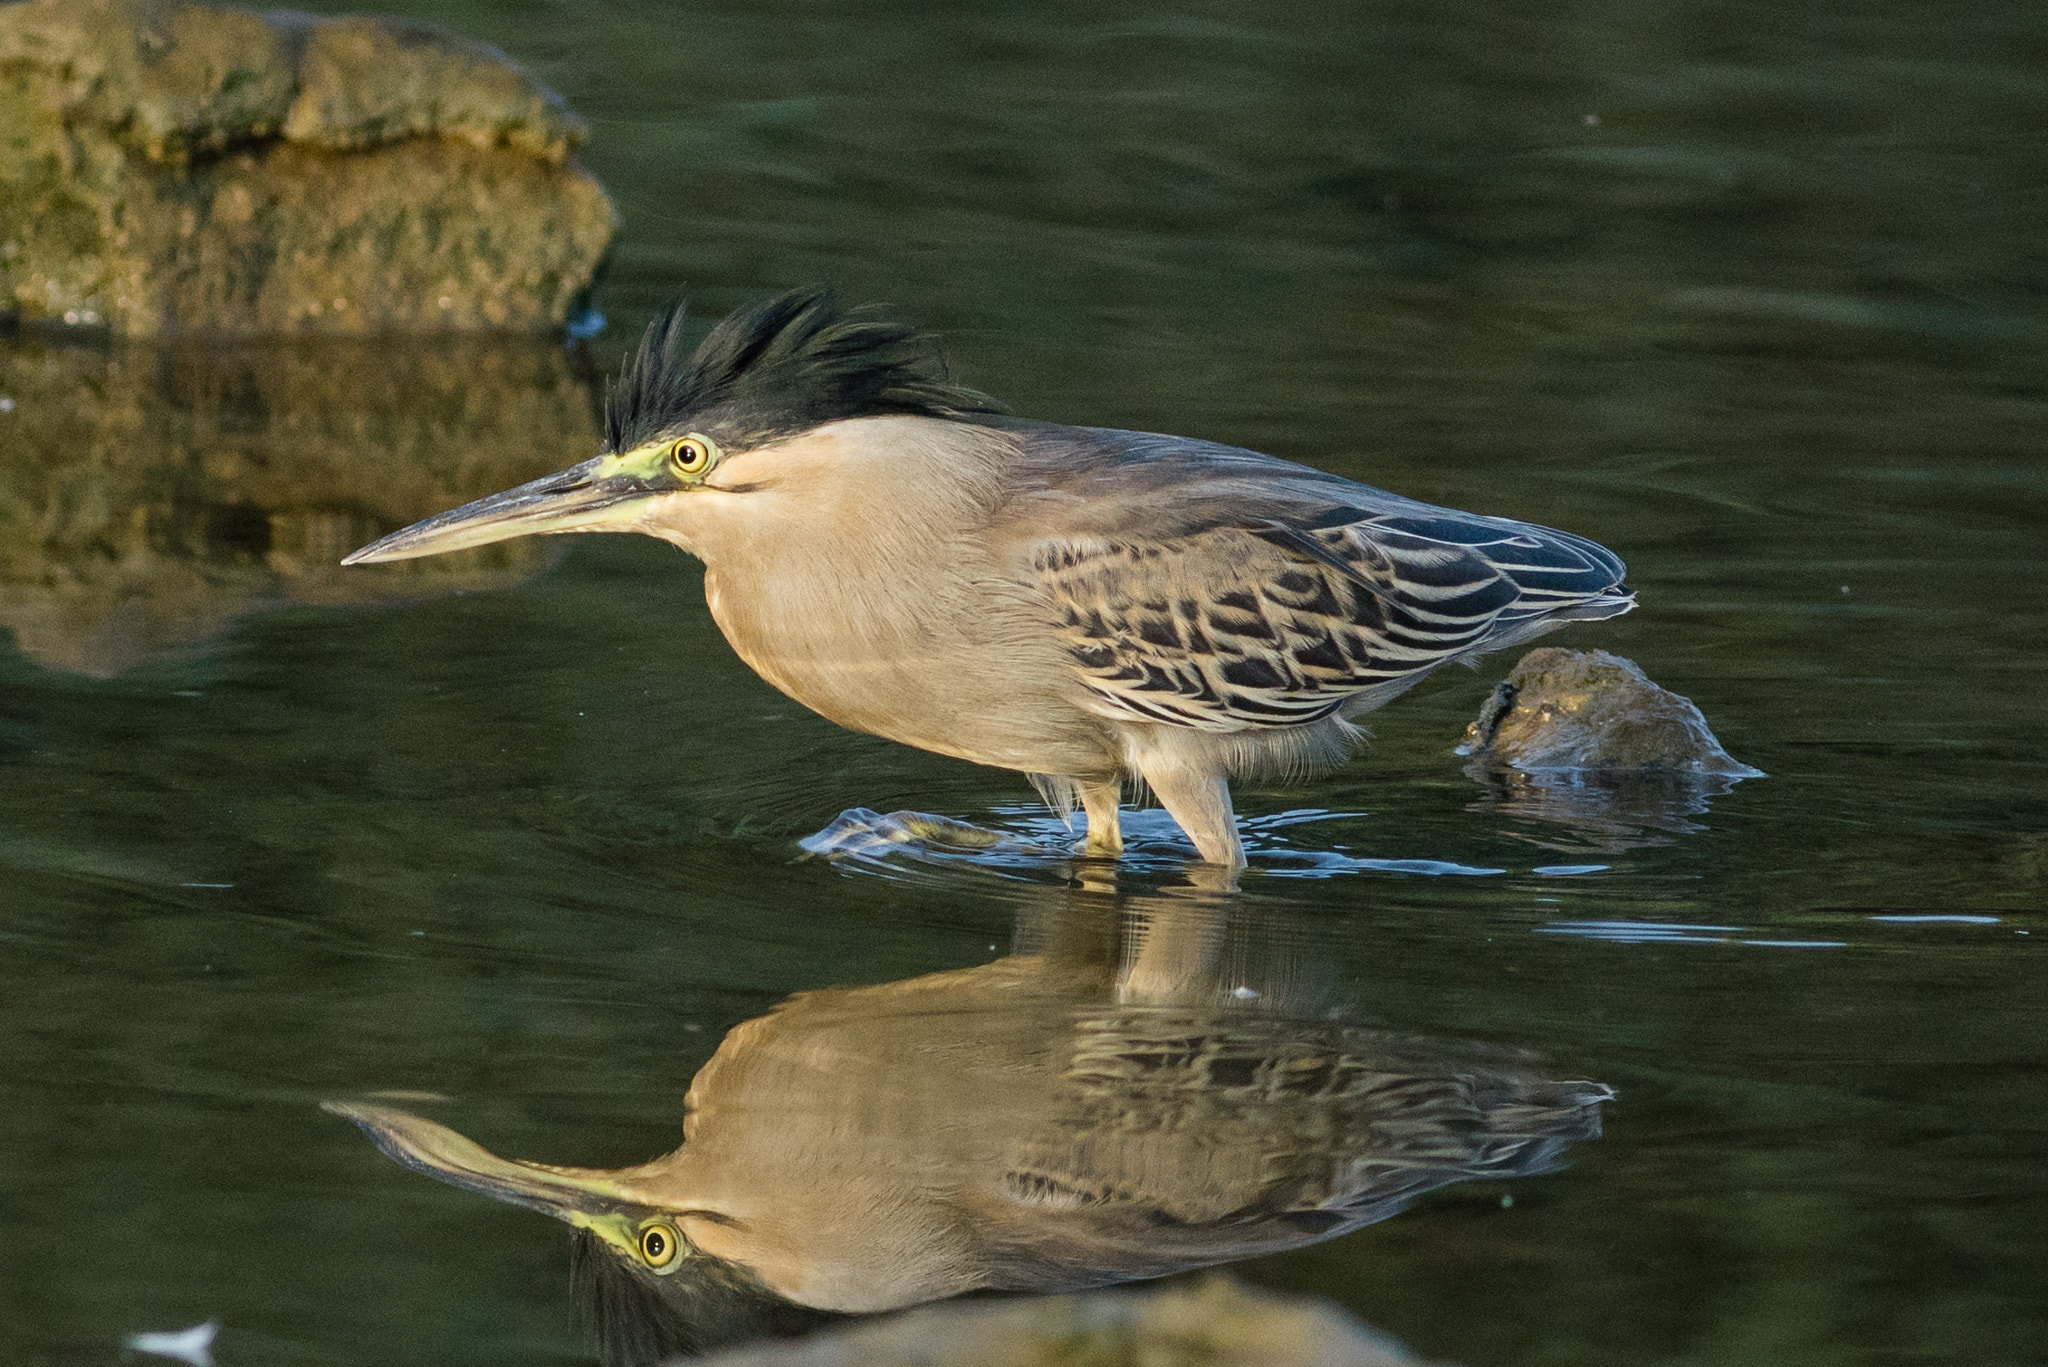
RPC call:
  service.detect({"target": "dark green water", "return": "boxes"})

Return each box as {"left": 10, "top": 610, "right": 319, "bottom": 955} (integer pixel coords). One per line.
{"left": 3, "top": 2, "right": 2044, "bottom": 1364}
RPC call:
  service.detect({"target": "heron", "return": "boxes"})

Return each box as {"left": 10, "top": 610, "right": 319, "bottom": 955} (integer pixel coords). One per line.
{"left": 345, "top": 287, "right": 1633, "bottom": 867}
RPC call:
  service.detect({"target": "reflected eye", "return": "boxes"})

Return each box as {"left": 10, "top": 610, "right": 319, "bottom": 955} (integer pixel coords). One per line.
{"left": 667, "top": 435, "right": 718, "bottom": 477}
{"left": 638, "top": 1221, "right": 683, "bottom": 1270}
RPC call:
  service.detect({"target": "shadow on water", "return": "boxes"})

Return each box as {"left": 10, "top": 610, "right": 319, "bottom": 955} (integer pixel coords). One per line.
{"left": 329, "top": 890, "right": 1610, "bottom": 1364}
{"left": 0, "top": 332, "right": 600, "bottom": 676}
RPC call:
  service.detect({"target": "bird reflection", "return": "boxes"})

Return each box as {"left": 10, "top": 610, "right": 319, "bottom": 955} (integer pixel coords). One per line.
{"left": 330, "top": 893, "right": 1610, "bottom": 1363}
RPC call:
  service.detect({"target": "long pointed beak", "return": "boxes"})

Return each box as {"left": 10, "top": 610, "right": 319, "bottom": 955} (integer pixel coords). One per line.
{"left": 341, "top": 457, "right": 660, "bottom": 565}
{"left": 324, "top": 1101, "right": 645, "bottom": 1223}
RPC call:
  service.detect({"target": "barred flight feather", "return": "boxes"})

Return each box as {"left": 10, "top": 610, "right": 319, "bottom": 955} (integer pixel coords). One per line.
{"left": 1037, "top": 501, "right": 1631, "bottom": 733}
{"left": 999, "top": 1009, "right": 1611, "bottom": 1229}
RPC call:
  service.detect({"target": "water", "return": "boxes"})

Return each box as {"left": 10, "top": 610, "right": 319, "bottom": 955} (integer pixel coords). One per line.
{"left": 2, "top": 2, "right": 2044, "bottom": 1364}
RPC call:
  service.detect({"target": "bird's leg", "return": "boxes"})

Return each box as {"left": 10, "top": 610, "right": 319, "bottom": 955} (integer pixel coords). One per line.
{"left": 1078, "top": 778, "right": 1124, "bottom": 858}
{"left": 1116, "top": 899, "right": 1227, "bottom": 1003}
{"left": 1129, "top": 751, "right": 1245, "bottom": 869}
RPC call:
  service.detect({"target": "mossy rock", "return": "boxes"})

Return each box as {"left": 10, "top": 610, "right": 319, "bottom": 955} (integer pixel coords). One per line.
{"left": 697, "top": 1277, "right": 1436, "bottom": 1367}
{"left": 1456, "top": 648, "right": 1762, "bottom": 776}
{"left": 0, "top": 0, "right": 614, "bottom": 335}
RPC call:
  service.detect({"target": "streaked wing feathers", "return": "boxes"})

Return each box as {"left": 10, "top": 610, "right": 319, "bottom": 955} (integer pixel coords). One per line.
{"left": 1002, "top": 1010, "right": 1611, "bottom": 1229}
{"left": 1036, "top": 504, "right": 1630, "bottom": 732}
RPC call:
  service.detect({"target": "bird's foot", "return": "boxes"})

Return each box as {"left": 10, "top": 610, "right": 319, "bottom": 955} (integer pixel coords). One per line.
{"left": 1080, "top": 829, "right": 1125, "bottom": 859}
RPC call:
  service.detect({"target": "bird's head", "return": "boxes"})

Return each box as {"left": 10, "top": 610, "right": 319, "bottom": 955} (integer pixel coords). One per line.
{"left": 341, "top": 286, "right": 1002, "bottom": 565}
{"left": 324, "top": 1100, "right": 715, "bottom": 1278}
{"left": 323, "top": 1101, "right": 834, "bottom": 1362}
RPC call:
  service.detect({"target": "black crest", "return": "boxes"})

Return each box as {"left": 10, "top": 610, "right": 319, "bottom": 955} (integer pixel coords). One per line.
{"left": 569, "top": 1229, "right": 841, "bottom": 1366}
{"left": 603, "top": 285, "right": 1006, "bottom": 453}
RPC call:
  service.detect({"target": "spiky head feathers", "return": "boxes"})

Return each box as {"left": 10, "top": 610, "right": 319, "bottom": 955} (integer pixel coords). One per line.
{"left": 603, "top": 286, "right": 1005, "bottom": 455}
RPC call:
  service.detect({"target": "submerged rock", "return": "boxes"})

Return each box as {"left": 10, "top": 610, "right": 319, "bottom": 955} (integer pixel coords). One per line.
{"left": 0, "top": 331, "right": 596, "bottom": 674}
{"left": 0, "top": 0, "right": 614, "bottom": 335}
{"left": 697, "top": 1277, "right": 1433, "bottom": 1367}
{"left": 1457, "top": 648, "right": 1762, "bottom": 776}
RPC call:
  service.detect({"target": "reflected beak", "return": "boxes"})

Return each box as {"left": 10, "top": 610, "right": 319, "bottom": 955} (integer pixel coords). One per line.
{"left": 325, "top": 1101, "right": 647, "bottom": 1238}
{"left": 341, "top": 457, "right": 662, "bottom": 565}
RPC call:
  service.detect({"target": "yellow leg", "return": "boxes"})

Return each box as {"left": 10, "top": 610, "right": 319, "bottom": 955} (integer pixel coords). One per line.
{"left": 1079, "top": 778, "right": 1124, "bottom": 857}
{"left": 1140, "top": 764, "right": 1243, "bottom": 869}
{"left": 1117, "top": 899, "right": 1227, "bottom": 1002}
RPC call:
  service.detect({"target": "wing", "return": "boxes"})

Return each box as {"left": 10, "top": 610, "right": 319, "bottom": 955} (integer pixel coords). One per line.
{"left": 998, "top": 422, "right": 1633, "bottom": 732}
{"left": 990, "top": 1010, "right": 1611, "bottom": 1271}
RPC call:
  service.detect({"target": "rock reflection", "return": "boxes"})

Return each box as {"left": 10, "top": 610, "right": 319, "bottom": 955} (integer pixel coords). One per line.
{"left": 1465, "top": 765, "right": 1753, "bottom": 853}
{"left": 331, "top": 894, "right": 1610, "bottom": 1363}
{"left": 0, "top": 333, "right": 598, "bottom": 675}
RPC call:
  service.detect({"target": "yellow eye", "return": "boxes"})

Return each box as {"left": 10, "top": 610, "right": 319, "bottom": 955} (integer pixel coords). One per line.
{"left": 667, "top": 434, "right": 717, "bottom": 477}
{"left": 638, "top": 1221, "right": 683, "bottom": 1270}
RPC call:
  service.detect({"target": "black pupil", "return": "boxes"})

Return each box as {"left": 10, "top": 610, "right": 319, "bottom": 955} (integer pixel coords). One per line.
{"left": 644, "top": 1230, "right": 667, "bottom": 1258}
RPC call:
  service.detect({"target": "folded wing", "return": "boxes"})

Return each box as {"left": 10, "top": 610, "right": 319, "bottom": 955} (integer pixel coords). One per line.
{"left": 1007, "top": 424, "right": 1633, "bottom": 732}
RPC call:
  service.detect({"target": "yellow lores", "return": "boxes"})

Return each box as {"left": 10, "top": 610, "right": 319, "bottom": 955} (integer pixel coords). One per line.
{"left": 616, "top": 433, "right": 720, "bottom": 485}
{"left": 571, "top": 1208, "right": 689, "bottom": 1274}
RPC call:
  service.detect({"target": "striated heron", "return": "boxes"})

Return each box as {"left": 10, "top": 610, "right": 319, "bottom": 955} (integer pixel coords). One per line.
{"left": 346, "top": 287, "right": 1632, "bottom": 866}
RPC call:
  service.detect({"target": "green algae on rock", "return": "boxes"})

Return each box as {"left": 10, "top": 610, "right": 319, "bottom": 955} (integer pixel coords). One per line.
{"left": 0, "top": 0, "right": 614, "bottom": 335}
{"left": 1453, "top": 649, "right": 1762, "bottom": 853}
{"left": 0, "top": 332, "right": 598, "bottom": 675}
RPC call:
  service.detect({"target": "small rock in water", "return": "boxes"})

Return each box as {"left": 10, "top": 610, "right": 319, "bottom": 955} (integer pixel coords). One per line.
{"left": 123, "top": 1321, "right": 217, "bottom": 1367}
{"left": 694, "top": 1276, "right": 1426, "bottom": 1366}
{"left": 1457, "top": 648, "right": 1762, "bottom": 777}
{"left": 0, "top": 0, "right": 614, "bottom": 335}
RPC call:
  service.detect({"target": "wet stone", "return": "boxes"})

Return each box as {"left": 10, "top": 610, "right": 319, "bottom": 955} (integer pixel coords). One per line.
{"left": 1456, "top": 647, "right": 1763, "bottom": 776}
{"left": 697, "top": 1277, "right": 1435, "bottom": 1367}
{"left": 0, "top": 0, "right": 614, "bottom": 335}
